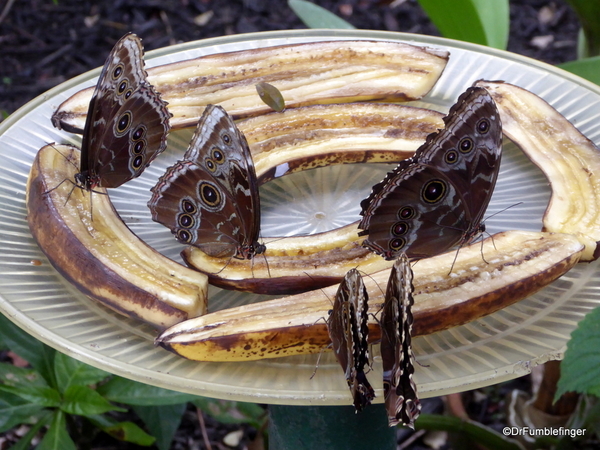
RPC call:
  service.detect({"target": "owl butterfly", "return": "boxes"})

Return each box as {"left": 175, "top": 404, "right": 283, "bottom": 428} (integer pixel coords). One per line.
{"left": 358, "top": 86, "right": 502, "bottom": 260}
{"left": 52, "top": 33, "right": 171, "bottom": 191}
{"left": 327, "top": 268, "right": 375, "bottom": 412}
{"left": 148, "top": 104, "right": 265, "bottom": 260}
{"left": 380, "top": 254, "right": 420, "bottom": 428}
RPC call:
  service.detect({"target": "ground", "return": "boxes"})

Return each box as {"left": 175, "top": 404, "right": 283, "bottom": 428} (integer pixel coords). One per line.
{"left": 0, "top": 0, "right": 583, "bottom": 449}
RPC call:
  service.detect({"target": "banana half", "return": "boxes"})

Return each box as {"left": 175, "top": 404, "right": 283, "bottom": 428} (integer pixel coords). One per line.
{"left": 26, "top": 144, "right": 208, "bottom": 330}
{"left": 158, "top": 231, "right": 583, "bottom": 362}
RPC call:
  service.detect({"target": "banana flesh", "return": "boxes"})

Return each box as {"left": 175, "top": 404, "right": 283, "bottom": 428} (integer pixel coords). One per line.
{"left": 239, "top": 103, "right": 444, "bottom": 182}
{"left": 158, "top": 231, "right": 583, "bottom": 361}
{"left": 26, "top": 144, "right": 208, "bottom": 330}
{"left": 51, "top": 40, "right": 449, "bottom": 132}
{"left": 476, "top": 80, "right": 600, "bottom": 261}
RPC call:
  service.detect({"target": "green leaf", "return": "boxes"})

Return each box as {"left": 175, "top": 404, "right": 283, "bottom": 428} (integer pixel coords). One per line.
{"left": 87, "top": 414, "right": 156, "bottom": 446}
{"left": 288, "top": 0, "right": 355, "bottom": 29}
{"left": 416, "top": 414, "right": 525, "bottom": 450}
{"left": 53, "top": 352, "right": 111, "bottom": 393}
{"left": 558, "top": 56, "right": 600, "bottom": 86}
{"left": 557, "top": 306, "right": 600, "bottom": 399}
{"left": 60, "top": 385, "right": 126, "bottom": 416}
{"left": 565, "top": 0, "right": 600, "bottom": 57}
{"left": 36, "top": 410, "right": 76, "bottom": 450}
{"left": 0, "top": 391, "right": 46, "bottom": 433}
{"left": 0, "top": 313, "right": 57, "bottom": 387}
{"left": 11, "top": 410, "right": 53, "bottom": 450}
{"left": 193, "top": 398, "right": 266, "bottom": 429}
{"left": 97, "top": 376, "right": 199, "bottom": 405}
{"left": 133, "top": 403, "right": 187, "bottom": 450}
{"left": 0, "top": 384, "right": 61, "bottom": 407}
{"left": 417, "top": 0, "right": 509, "bottom": 49}
{"left": 0, "top": 361, "right": 50, "bottom": 388}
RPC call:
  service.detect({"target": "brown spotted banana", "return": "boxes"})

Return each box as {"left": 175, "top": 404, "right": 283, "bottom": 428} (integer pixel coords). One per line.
{"left": 51, "top": 40, "right": 449, "bottom": 132}
{"left": 26, "top": 144, "right": 208, "bottom": 330}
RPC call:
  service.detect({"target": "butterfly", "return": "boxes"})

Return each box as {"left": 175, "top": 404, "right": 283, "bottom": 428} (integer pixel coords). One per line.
{"left": 327, "top": 268, "right": 375, "bottom": 411}
{"left": 52, "top": 33, "right": 171, "bottom": 191}
{"left": 148, "top": 104, "right": 265, "bottom": 260}
{"left": 358, "top": 86, "right": 502, "bottom": 260}
{"left": 380, "top": 254, "right": 421, "bottom": 428}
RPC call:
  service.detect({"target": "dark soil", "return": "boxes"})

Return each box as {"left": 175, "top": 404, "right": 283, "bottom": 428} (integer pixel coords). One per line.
{"left": 0, "top": 0, "right": 583, "bottom": 449}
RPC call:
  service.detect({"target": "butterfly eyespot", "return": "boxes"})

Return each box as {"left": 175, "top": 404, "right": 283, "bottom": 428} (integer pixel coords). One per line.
{"left": 211, "top": 148, "right": 225, "bottom": 163}
{"left": 176, "top": 229, "right": 192, "bottom": 243}
{"left": 398, "top": 206, "right": 415, "bottom": 220}
{"left": 199, "top": 182, "right": 221, "bottom": 207}
{"left": 116, "top": 111, "right": 131, "bottom": 134}
{"left": 477, "top": 118, "right": 490, "bottom": 134}
{"left": 132, "top": 155, "right": 143, "bottom": 169}
{"left": 124, "top": 89, "right": 133, "bottom": 99}
{"left": 389, "top": 237, "right": 406, "bottom": 251}
{"left": 118, "top": 80, "right": 128, "bottom": 94}
{"left": 132, "top": 126, "right": 145, "bottom": 140}
{"left": 445, "top": 149, "right": 459, "bottom": 163}
{"left": 178, "top": 214, "right": 194, "bottom": 228}
{"left": 206, "top": 159, "right": 216, "bottom": 172}
{"left": 459, "top": 137, "right": 473, "bottom": 153}
{"left": 422, "top": 180, "right": 446, "bottom": 203}
{"left": 182, "top": 199, "right": 196, "bottom": 213}
{"left": 133, "top": 140, "right": 145, "bottom": 154}
{"left": 222, "top": 133, "right": 231, "bottom": 145}
{"left": 391, "top": 221, "right": 408, "bottom": 236}
{"left": 112, "top": 64, "right": 124, "bottom": 79}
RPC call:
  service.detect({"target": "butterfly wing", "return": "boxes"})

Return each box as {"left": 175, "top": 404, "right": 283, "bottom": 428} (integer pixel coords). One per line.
{"left": 381, "top": 254, "right": 421, "bottom": 428}
{"left": 148, "top": 105, "right": 262, "bottom": 259}
{"left": 417, "top": 87, "right": 502, "bottom": 225}
{"left": 79, "top": 33, "right": 170, "bottom": 189}
{"left": 327, "top": 269, "right": 375, "bottom": 411}
{"left": 358, "top": 86, "right": 502, "bottom": 260}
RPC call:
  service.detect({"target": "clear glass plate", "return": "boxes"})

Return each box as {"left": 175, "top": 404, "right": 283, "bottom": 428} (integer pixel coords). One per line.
{"left": 1, "top": 29, "right": 599, "bottom": 405}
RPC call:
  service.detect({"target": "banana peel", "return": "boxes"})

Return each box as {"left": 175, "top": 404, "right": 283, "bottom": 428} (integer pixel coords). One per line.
{"left": 26, "top": 144, "right": 208, "bottom": 330}
{"left": 158, "top": 231, "right": 584, "bottom": 361}
{"left": 51, "top": 40, "right": 449, "bottom": 132}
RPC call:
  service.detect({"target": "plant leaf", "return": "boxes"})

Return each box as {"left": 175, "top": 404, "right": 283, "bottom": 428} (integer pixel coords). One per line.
{"left": 97, "top": 376, "right": 199, "bottom": 405}
{"left": 564, "top": 0, "right": 600, "bottom": 57}
{"left": 36, "top": 410, "right": 76, "bottom": 450}
{"left": 0, "top": 391, "right": 46, "bottom": 433}
{"left": 417, "top": 0, "right": 509, "bottom": 49}
{"left": 288, "top": 0, "right": 355, "bottom": 29}
{"left": 0, "top": 313, "right": 57, "bottom": 387}
{"left": 87, "top": 414, "right": 156, "bottom": 446}
{"left": 0, "top": 361, "right": 50, "bottom": 388}
{"left": 558, "top": 56, "right": 600, "bottom": 85}
{"left": 0, "top": 384, "right": 61, "bottom": 408}
{"left": 60, "top": 385, "right": 126, "bottom": 416}
{"left": 9, "top": 409, "right": 53, "bottom": 450}
{"left": 556, "top": 306, "right": 600, "bottom": 399}
{"left": 193, "top": 398, "right": 266, "bottom": 429}
{"left": 133, "top": 403, "right": 187, "bottom": 450}
{"left": 53, "top": 352, "right": 111, "bottom": 393}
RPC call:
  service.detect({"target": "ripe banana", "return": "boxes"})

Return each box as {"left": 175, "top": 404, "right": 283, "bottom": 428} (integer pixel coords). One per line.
{"left": 26, "top": 144, "right": 208, "bottom": 330}
{"left": 476, "top": 80, "right": 600, "bottom": 261}
{"left": 51, "top": 40, "right": 449, "bottom": 132}
{"left": 238, "top": 102, "right": 444, "bottom": 183}
{"left": 157, "top": 230, "right": 584, "bottom": 362}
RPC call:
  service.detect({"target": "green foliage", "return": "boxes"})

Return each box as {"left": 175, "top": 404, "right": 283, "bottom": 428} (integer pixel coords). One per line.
{"left": 565, "top": 0, "right": 600, "bottom": 57}
{"left": 556, "top": 306, "right": 600, "bottom": 400}
{"left": 193, "top": 397, "right": 267, "bottom": 430}
{"left": 288, "top": 0, "right": 355, "bottom": 29}
{"left": 559, "top": 56, "right": 600, "bottom": 85}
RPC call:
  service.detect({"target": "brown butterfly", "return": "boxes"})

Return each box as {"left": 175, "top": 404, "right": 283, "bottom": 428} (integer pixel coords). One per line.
{"left": 327, "top": 268, "right": 375, "bottom": 411}
{"left": 380, "top": 254, "right": 420, "bottom": 428}
{"left": 147, "top": 104, "right": 265, "bottom": 260}
{"left": 52, "top": 33, "right": 171, "bottom": 191}
{"left": 358, "top": 86, "right": 502, "bottom": 260}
